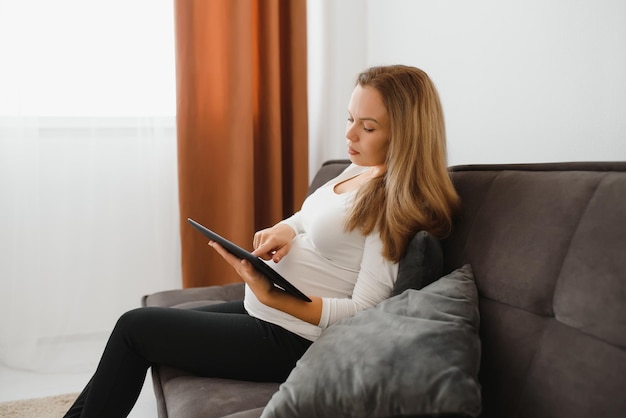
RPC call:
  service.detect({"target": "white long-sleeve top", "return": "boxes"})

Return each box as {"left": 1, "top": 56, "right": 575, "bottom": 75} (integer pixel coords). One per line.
{"left": 244, "top": 164, "right": 399, "bottom": 341}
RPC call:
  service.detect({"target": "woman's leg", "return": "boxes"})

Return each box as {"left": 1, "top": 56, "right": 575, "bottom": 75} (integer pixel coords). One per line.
{"left": 64, "top": 301, "right": 311, "bottom": 418}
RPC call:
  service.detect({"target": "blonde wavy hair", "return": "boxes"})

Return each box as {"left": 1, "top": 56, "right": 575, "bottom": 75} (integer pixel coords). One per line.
{"left": 345, "top": 65, "right": 460, "bottom": 262}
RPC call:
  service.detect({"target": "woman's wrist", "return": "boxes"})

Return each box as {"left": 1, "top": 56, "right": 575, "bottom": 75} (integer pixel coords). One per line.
{"left": 259, "top": 288, "right": 323, "bottom": 326}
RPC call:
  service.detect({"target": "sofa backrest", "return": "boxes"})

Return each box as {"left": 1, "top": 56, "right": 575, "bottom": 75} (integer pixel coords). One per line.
{"left": 309, "top": 159, "right": 626, "bottom": 418}
{"left": 443, "top": 162, "right": 626, "bottom": 418}
{"left": 306, "top": 159, "right": 352, "bottom": 196}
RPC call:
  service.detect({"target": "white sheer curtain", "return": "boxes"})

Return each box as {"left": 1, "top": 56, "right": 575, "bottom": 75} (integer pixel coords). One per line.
{"left": 0, "top": 1, "right": 181, "bottom": 372}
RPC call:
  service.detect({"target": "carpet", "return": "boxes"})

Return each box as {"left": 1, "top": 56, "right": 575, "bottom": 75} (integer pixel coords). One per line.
{"left": 0, "top": 393, "right": 78, "bottom": 418}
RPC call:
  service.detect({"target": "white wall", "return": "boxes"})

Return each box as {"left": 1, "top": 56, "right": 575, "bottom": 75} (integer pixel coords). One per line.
{"left": 307, "top": 0, "right": 368, "bottom": 178}
{"left": 308, "top": 0, "right": 626, "bottom": 172}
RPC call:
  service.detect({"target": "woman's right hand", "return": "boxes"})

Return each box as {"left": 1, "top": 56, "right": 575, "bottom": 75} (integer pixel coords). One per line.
{"left": 252, "top": 223, "right": 296, "bottom": 263}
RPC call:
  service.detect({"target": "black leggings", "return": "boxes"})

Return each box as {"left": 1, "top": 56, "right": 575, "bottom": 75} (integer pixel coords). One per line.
{"left": 64, "top": 301, "right": 312, "bottom": 418}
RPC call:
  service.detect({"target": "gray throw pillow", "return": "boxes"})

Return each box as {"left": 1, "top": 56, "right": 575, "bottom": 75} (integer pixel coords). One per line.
{"left": 261, "top": 264, "right": 482, "bottom": 418}
{"left": 393, "top": 230, "right": 443, "bottom": 296}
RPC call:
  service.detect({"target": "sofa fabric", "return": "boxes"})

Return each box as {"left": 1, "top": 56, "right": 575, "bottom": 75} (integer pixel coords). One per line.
{"left": 143, "top": 160, "right": 626, "bottom": 418}
{"left": 443, "top": 162, "right": 626, "bottom": 418}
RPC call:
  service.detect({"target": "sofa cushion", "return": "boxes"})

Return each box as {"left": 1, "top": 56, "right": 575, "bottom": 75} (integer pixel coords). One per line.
{"left": 261, "top": 264, "right": 482, "bottom": 418}
{"left": 156, "top": 366, "right": 279, "bottom": 418}
{"left": 393, "top": 230, "right": 443, "bottom": 296}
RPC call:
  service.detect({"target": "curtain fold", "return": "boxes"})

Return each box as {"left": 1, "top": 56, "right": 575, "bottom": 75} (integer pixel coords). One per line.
{"left": 175, "top": 0, "right": 308, "bottom": 288}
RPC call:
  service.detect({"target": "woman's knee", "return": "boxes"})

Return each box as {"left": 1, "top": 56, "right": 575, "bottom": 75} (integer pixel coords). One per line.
{"left": 113, "top": 307, "right": 161, "bottom": 337}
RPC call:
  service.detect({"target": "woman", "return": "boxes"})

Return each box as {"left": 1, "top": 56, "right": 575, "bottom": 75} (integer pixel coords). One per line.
{"left": 64, "top": 65, "right": 459, "bottom": 417}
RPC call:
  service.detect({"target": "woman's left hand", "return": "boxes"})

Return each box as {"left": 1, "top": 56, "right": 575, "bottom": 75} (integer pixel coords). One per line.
{"left": 208, "top": 241, "right": 275, "bottom": 301}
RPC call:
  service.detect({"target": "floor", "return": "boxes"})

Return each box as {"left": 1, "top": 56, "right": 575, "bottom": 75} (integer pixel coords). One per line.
{"left": 0, "top": 363, "right": 158, "bottom": 417}
{"left": 0, "top": 329, "right": 159, "bottom": 416}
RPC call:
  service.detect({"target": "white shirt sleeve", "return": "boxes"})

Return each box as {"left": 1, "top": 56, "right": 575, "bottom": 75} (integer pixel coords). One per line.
{"left": 318, "top": 232, "right": 398, "bottom": 328}
{"left": 279, "top": 212, "right": 304, "bottom": 235}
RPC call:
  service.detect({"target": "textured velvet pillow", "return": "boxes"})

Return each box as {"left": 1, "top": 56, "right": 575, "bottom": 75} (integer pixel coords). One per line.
{"left": 393, "top": 230, "right": 444, "bottom": 296}
{"left": 261, "top": 265, "right": 482, "bottom": 418}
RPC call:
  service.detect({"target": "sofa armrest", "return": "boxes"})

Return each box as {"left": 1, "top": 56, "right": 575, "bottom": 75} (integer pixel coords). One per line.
{"left": 142, "top": 282, "right": 245, "bottom": 308}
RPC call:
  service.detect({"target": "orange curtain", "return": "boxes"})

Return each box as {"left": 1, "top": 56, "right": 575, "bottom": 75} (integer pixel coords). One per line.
{"left": 175, "top": 0, "right": 309, "bottom": 288}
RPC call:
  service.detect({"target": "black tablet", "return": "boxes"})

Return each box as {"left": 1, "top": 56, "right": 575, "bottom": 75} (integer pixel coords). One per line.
{"left": 187, "top": 218, "right": 312, "bottom": 302}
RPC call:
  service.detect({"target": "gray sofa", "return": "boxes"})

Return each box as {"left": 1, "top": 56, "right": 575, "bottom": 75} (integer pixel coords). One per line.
{"left": 143, "top": 159, "right": 626, "bottom": 418}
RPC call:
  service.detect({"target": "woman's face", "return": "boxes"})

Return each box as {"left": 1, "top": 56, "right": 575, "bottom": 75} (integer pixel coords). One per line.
{"left": 345, "top": 85, "right": 390, "bottom": 170}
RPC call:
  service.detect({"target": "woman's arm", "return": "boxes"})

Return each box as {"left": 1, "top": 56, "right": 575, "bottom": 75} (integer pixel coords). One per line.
{"left": 318, "top": 233, "right": 398, "bottom": 328}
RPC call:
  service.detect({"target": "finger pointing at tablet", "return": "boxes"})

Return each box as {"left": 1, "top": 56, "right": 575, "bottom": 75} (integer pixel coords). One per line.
{"left": 252, "top": 223, "right": 296, "bottom": 263}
